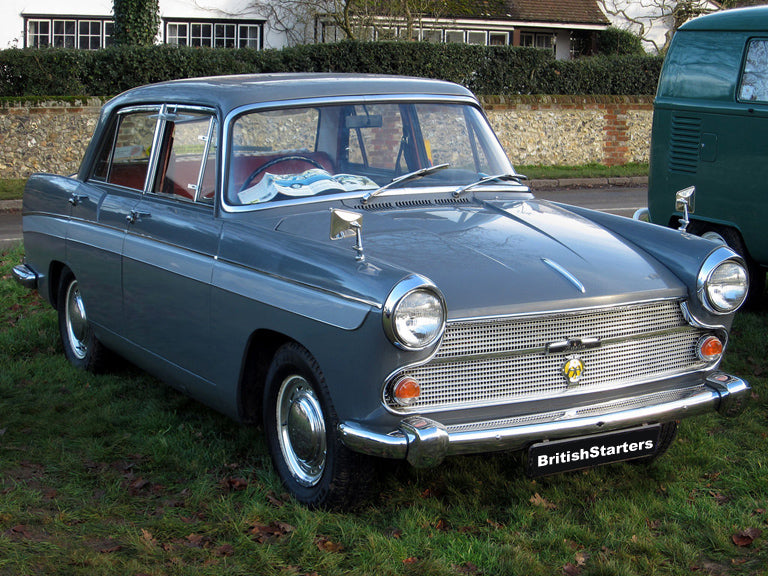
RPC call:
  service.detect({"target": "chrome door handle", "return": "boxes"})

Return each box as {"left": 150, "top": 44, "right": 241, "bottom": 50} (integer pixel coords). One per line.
{"left": 126, "top": 210, "right": 151, "bottom": 224}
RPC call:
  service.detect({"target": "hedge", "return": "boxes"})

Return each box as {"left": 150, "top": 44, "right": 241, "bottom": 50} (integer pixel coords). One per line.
{"left": 0, "top": 41, "right": 663, "bottom": 98}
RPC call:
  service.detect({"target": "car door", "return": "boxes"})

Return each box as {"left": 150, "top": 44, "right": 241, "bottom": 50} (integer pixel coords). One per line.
{"left": 67, "top": 106, "right": 159, "bottom": 336}
{"left": 121, "top": 107, "right": 221, "bottom": 387}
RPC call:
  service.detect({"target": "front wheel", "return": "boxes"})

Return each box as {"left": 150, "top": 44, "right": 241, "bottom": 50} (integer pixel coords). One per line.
{"left": 263, "top": 342, "right": 372, "bottom": 509}
{"left": 57, "top": 270, "right": 110, "bottom": 372}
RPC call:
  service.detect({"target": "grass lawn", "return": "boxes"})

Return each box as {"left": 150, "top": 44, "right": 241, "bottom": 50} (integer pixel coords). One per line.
{"left": 0, "top": 180, "right": 25, "bottom": 201}
{"left": 1, "top": 243, "right": 766, "bottom": 576}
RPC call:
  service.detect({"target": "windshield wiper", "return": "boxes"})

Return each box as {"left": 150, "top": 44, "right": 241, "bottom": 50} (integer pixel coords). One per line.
{"left": 361, "top": 163, "right": 451, "bottom": 204}
{"left": 452, "top": 173, "right": 528, "bottom": 198}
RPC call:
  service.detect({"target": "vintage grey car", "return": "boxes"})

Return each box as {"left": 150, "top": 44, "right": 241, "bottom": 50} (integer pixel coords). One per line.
{"left": 14, "top": 74, "right": 751, "bottom": 508}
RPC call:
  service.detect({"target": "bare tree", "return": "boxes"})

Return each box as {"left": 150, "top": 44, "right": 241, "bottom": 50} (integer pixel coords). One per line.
{"left": 597, "top": 0, "right": 719, "bottom": 53}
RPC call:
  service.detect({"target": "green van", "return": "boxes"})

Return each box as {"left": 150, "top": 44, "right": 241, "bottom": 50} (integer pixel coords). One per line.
{"left": 647, "top": 6, "right": 768, "bottom": 299}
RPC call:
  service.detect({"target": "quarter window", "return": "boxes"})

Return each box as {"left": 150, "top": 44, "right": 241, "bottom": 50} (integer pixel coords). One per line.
{"left": 152, "top": 111, "right": 218, "bottom": 203}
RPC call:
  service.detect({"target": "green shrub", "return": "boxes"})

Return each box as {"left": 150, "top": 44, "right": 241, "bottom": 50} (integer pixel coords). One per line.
{"left": 597, "top": 26, "right": 645, "bottom": 56}
{"left": 0, "top": 42, "right": 664, "bottom": 98}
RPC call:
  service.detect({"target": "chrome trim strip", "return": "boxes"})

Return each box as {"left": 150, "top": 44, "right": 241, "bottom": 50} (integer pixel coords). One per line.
{"left": 542, "top": 258, "right": 586, "bottom": 293}
{"left": 341, "top": 374, "right": 751, "bottom": 464}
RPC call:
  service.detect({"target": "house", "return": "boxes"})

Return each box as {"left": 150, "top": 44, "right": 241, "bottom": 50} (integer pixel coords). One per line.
{"left": 2, "top": 0, "right": 610, "bottom": 59}
{"left": 318, "top": 0, "right": 611, "bottom": 59}
{"left": 1, "top": 0, "right": 274, "bottom": 50}
{"left": 596, "top": 0, "right": 721, "bottom": 53}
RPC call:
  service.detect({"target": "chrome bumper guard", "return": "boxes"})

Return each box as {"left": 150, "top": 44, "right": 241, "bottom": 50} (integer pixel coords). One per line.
{"left": 11, "top": 263, "right": 38, "bottom": 290}
{"left": 338, "top": 373, "right": 751, "bottom": 468}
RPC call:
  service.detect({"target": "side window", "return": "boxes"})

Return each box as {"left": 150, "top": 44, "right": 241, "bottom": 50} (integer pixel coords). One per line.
{"left": 152, "top": 111, "right": 218, "bottom": 203}
{"left": 739, "top": 39, "right": 768, "bottom": 103}
{"left": 95, "top": 109, "right": 159, "bottom": 190}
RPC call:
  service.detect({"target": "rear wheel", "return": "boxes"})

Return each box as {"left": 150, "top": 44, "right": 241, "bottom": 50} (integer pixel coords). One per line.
{"left": 57, "top": 270, "right": 110, "bottom": 372}
{"left": 263, "top": 342, "right": 372, "bottom": 509}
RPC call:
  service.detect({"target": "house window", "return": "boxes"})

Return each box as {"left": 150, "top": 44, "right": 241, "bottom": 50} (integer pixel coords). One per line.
{"left": 520, "top": 31, "right": 555, "bottom": 53}
{"left": 489, "top": 32, "right": 508, "bottom": 46}
{"left": 191, "top": 23, "right": 213, "bottom": 47}
{"left": 239, "top": 25, "right": 261, "bottom": 48}
{"left": 164, "top": 20, "right": 264, "bottom": 49}
{"left": 445, "top": 30, "right": 464, "bottom": 43}
{"left": 27, "top": 20, "right": 50, "bottom": 48}
{"left": 467, "top": 31, "right": 486, "bottom": 45}
{"left": 422, "top": 29, "right": 442, "bottom": 43}
{"left": 53, "top": 20, "right": 76, "bottom": 48}
{"left": 25, "top": 16, "right": 113, "bottom": 49}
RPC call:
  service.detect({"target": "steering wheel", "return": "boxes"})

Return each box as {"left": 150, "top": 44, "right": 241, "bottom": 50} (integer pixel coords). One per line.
{"left": 240, "top": 155, "right": 326, "bottom": 191}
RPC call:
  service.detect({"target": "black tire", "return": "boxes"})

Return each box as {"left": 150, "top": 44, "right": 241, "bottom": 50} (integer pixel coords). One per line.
{"left": 57, "top": 270, "right": 110, "bottom": 372}
{"left": 262, "top": 342, "right": 373, "bottom": 509}
{"left": 691, "top": 223, "right": 765, "bottom": 308}
{"left": 630, "top": 421, "right": 678, "bottom": 465}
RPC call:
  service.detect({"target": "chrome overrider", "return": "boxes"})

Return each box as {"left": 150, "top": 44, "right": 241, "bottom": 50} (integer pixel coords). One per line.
{"left": 338, "top": 372, "right": 750, "bottom": 468}
{"left": 11, "top": 262, "right": 38, "bottom": 290}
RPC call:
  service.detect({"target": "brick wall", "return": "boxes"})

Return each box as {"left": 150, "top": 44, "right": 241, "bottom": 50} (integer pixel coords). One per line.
{"left": 0, "top": 96, "right": 654, "bottom": 180}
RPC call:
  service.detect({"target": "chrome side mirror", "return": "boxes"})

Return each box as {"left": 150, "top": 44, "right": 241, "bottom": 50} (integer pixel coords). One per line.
{"left": 675, "top": 186, "right": 695, "bottom": 232}
{"left": 330, "top": 209, "right": 365, "bottom": 262}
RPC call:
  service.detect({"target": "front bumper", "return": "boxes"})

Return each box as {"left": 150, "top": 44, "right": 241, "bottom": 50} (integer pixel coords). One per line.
{"left": 338, "top": 372, "right": 750, "bottom": 468}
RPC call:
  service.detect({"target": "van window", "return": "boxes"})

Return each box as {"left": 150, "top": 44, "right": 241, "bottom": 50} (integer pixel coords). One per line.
{"left": 658, "top": 31, "right": 744, "bottom": 100}
{"left": 738, "top": 39, "right": 768, "bottom": 103}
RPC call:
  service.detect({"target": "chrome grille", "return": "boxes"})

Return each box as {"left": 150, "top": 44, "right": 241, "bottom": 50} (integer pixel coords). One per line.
{"left": 387, "top": 300, "right": 710, "bottom": 412}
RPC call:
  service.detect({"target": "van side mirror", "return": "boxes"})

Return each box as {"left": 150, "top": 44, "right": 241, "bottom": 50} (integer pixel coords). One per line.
{"left": 330, "top": 209, "right": 365, "bottom": 262}
{"left": 675, "top": 186, "right": 695, "bottom": 232}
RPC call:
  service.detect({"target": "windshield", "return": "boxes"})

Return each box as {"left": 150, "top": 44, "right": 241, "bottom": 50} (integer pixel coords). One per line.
{"left": 227, "top": 101, "right": 516, "bottom": 206}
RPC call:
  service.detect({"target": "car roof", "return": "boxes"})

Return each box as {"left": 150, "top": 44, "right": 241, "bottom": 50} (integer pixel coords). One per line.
{"left": 105, "top": 73, "right": 477, "bottom": 114}
{"left": 680, "top": 5, "right": 768, "bottom": 32}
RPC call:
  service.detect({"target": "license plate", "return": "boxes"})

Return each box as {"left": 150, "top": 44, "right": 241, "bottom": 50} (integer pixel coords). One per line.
{"left": 526, "top": 425, "right": 662, "bottom": 478}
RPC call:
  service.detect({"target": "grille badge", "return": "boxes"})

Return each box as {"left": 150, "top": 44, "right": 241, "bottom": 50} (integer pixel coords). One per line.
{"left": 563, "top": 356, "right": 585, "bottom": 386}
{"left": 546, "top": 337, "right": 601, "bottom": 354}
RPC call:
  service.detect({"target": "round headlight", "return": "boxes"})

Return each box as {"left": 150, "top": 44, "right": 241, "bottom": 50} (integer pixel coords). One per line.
{"left": 384, "top": 275, "right": 446, "bottom": 350}
{"left": 698, "top": 249, "right": 748, "bottom": 313}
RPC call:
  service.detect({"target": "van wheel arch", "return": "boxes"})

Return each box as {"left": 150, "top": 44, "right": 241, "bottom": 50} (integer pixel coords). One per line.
{"left": 686, "top": 221, "right": 765, "bottom": 305}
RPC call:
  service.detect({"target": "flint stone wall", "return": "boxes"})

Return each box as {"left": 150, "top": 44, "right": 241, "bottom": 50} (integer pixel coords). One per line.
{"left": 0, "top": 95, "right": 653, "bottom": 180}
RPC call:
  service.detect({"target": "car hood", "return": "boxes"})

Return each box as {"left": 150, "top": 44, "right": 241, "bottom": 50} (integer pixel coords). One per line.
{"left": 275, "top": 198, "right": 686, "bottom": 319}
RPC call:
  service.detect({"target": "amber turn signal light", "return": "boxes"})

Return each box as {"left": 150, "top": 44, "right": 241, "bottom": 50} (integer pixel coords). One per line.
{"left": 698, "top": 335, "right": 723, "bottom": 362}
{"left": 393, "top": 377, "right": 421, "bottom": 406}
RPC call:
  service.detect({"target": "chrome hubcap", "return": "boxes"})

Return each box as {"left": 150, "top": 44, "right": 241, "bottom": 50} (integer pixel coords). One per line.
{"left": 65, "top": 280, "right": 89, "bottom": 360}
{"left": 276, "top": 375, "right": 326, "bottom": 487}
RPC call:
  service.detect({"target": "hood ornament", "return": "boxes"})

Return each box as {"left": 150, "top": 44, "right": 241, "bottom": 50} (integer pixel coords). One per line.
{"left": 330, "top": 209, "right": 365, "bottom": 262}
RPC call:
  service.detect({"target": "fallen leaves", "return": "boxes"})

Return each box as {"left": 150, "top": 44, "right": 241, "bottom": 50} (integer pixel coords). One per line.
{"left": 246, "top": 521, "right": 295, "bottom": 544}
{"left": 732, "top": 527, "right": 762, "bottom": 547}
{"left": 530, "top": 492, "right": 557, "bottom": 510}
